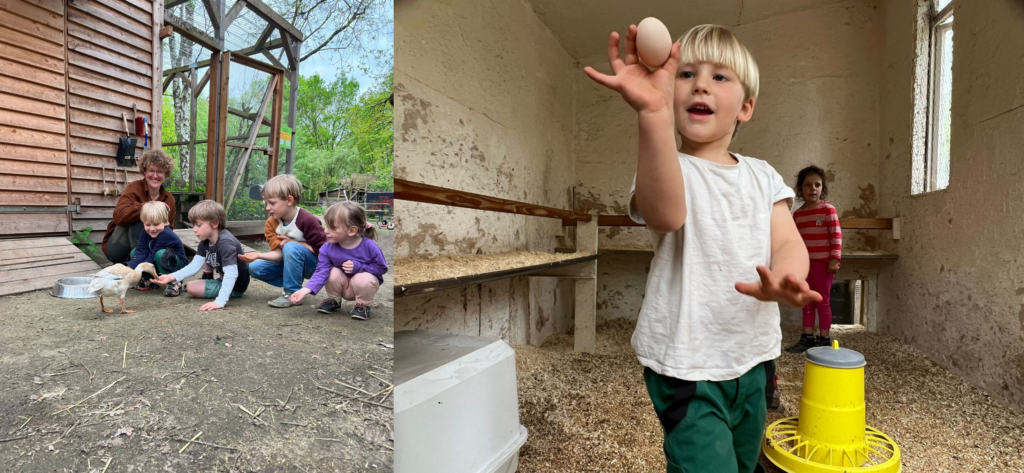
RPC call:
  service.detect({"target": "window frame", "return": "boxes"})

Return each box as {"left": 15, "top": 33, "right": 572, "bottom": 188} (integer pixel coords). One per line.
{"left": 924, "top": 1, "right": 954, "bottom": 193}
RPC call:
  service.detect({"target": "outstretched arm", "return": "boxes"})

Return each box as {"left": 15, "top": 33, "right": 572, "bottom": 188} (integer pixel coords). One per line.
{"left": 735, "top": 200, "right": 820, "bottom": 307}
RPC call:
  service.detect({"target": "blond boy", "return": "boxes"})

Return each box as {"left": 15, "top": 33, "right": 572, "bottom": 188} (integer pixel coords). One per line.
{"left": 126, "top": 201, "right": 188, "bottom": 296}
{"left": 584, "top": 24, "right": 821, "bottom": 472}
{"left": 237, "top": 174, "right": 326, "bottom": 308}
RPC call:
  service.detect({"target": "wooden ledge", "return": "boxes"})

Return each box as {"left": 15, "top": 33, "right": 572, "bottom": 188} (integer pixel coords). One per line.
{"left": 395, "top": 253, "right": 598, "bottom": 298}
{"left": 395, "top": 179, "right": 591, "bottom": 223}
{"left": 563, "top": 215, "right": 897, "bottom": 230}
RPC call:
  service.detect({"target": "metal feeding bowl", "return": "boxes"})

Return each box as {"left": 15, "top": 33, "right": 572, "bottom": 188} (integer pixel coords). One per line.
{"left": 50, "top": 274, "right": 119, "bottom": 299}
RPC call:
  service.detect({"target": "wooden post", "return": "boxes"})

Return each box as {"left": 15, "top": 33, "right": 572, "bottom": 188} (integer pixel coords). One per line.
{"left": 151, "top": 0, "right": 164, "bottom": 150}
{"left": 268, "top": 70, "right": 284, "bottom": 178}
{"left": 215, "top": 52, "right": 231, "bottom": 202}
{"left": 574, "top": 216, "right": 598, "bottom": 353}
{"left": 188, "top": 67, "right": 198, "bottom": 192}
{"left": 205, "top": 51, "right": 221, "bottom": 201}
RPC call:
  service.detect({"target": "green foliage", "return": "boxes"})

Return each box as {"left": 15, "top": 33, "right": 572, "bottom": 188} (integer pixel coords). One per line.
{"left": 226, "top": 198, "right": 266, "bottom": 221}
{"left": 71, "top": 227, "right": 101, "bottom": 259}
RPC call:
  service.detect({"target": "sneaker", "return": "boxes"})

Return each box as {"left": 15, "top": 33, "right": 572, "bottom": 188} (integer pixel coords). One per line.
{"left": 815, "top": 335, "right": 833, "bottom": 347}
{"left": 351, "top": 306, "right": 371, "bottom": 321}
{"left": 164, "top": 280, "right": 182, "bottom": 297}
{"left": 268, "top": 292, "right": 297, "bottom": 308}
{"left": 767, "top": 389, "right": 785, "bottom": 415}
{"left": 785, "top": 334, "right": 816, "bottom": 354}
{"left": 134, "top": 279, "right": 152, "bottom": 291}
{"left": 317, "top": 298, "right": 341, "bottom": 314}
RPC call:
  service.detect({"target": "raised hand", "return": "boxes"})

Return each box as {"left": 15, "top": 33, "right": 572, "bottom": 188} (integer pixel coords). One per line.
{"left": 583, "top": 25, "right": 682, "bottom": 114}
{"left": 735, "top": 266, "right": 822, "bottom": 308}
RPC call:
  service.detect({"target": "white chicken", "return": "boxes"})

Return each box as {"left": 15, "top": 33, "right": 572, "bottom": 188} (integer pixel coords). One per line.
{"left": 87, "top": 262, "right": 157, "bottom": 314}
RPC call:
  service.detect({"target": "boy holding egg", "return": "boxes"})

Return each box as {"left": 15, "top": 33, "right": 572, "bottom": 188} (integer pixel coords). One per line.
{"left": 584, "top": 22, "right": 820, "bottom": 473}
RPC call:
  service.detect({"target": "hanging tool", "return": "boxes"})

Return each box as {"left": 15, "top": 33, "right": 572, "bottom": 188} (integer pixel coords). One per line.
{"left": 117, "top": 113, "right": 137, "bottom": 167}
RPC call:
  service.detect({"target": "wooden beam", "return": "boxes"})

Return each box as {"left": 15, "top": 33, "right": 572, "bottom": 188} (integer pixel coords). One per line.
{"left": 395, "top": 179, "right": 592, "bottom": 222}
{"left": 253, "top": 25, "right": 274, "bottom": 52}
{"left": 268, "top": 71, "right": 283, "bottom": 178}
{"left": 193, "top": 69, "right": 211, "bottom": 97}
{"left": 188, "top": 67, "right": 198, "bottom": 192}
{"left": 228, "top": 107, "right": 272, "bottom": 126}
{"left": 395, "top": 254, "right": 599, "bottom": 298}
{"left": 261, "top": 49, "right": 285, "bottom": 71}
{"left": 562, "top": 214, "right": 896, "bottom": 230}
{"left": 203, "top": 0, "right": 221, "bottom": 31}
{"left": 230, "top": 52, "right": 283, "bottom": 75}
{"left": 165, "top": 11, "right": 221, "bottom": 52}
{"left": 205, "top": 52, "right": 221, "bottom": 201}
{"left": 280, "top": 31, "right": 296, "bottom": 70}
{"left": 224, "top": 75, "right": 277, "bottom": 212}
{"left": 165, "top": 0, "right": 190, "bottom": 7}
{"left": 216, "top": 52, "right": 231, "bottom": 203}
{"left": 225, "top": 0, "right": 247, "bottom": 29}
{"left": 244, "top": 0, "right": 304, "bottom": 41}
{"left": 226, "top": 142, "right": 270, "bottom": 153}
{"left": 152, "top": 0, "right": 164, "bottom": 150}
{"left": 159, "top": 26, "right": 173, "bottom": 39}
{"left": 163, "top": 38, "right": 284, "bottom": 75}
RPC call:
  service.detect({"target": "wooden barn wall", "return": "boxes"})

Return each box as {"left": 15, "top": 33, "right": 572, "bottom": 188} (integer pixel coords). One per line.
{"left": 0, "top": 0, "right": 71, "bottom": 235}
{"left": 67, "top": 0, "right": 156, "bottom": 242}
{"left": 0, "top": 0, "right": 159, "bottom": 241}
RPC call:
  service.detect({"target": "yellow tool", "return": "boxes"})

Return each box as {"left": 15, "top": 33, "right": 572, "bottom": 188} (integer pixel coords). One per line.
{"left": 763, "top": 340, "right": 902, "bottom": 472}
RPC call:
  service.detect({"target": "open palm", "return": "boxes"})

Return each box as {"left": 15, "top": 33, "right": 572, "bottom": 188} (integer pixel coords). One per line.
{"left": 583, "top": 25, "right": 681, "bottom": 114}
{"left": 735, "top": 266, "right": 823, "bottom": 308}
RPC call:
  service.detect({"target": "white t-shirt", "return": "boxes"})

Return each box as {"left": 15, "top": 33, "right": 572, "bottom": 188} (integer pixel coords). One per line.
{"left": 628, "top": 152, "right": 796, "bottom": 381}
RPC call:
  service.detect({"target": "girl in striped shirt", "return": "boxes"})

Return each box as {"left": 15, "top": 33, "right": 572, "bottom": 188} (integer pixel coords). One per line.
{"left": 786, "top": 166, "right": 843, "bottom": 353}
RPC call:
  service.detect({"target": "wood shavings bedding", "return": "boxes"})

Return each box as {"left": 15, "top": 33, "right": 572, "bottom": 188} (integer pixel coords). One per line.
{"left": 394, "top": 251, "right": 592, "bottom": 286}
{"left": 515, "top": 321, "right": 1024, "bottom": 472}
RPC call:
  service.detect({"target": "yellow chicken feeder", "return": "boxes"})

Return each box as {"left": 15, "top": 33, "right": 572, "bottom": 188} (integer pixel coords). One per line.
{"left": 763, "top": 340, "right": 902, "bottom": 473}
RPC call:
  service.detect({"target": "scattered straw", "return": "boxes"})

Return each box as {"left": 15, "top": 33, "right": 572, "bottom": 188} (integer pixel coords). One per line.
{"left": 515, "top": 321, "right": 1024, "bottom": 472}
{"left": 395, "top": 251, "right": 593, "bottom": 286}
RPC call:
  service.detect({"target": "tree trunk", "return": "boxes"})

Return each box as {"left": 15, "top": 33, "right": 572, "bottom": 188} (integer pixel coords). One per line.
{"left": 170, "top": 3, "right": 195, "bottom": 188}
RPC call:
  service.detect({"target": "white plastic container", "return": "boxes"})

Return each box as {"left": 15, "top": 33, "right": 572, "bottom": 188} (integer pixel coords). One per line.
{"left": 395, "top": 330, "right": 528, "bottom": 473}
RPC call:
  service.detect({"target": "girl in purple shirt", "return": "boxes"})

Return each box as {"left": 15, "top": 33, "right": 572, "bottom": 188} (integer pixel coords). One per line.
{"left": 289, "top": 202, "right": 388, "bottom": 320}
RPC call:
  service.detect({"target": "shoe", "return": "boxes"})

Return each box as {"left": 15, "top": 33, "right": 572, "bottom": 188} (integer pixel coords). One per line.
{"left": 164, "top": 280, "right": 182, "bottom": 297}
{"left": 815, "top": 335, "right": 833, "bottom": 347}
{"left": 317, "top": 298, "right": 341, "bottom": 314}
{"left": 351, "top": 306, "right": 371, "bottom": 321}
{"left": 785, "top": 334, "right": 816, "bottom": 354}
{"left": 268, "top": 292, "right": 297, "bottom": 308}
{"left": 134, "top": 279, "right": 152, "bottom": 291}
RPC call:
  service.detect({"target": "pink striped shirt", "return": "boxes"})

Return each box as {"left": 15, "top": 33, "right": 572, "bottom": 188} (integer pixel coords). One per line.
{"left": 793, "top": 202, "right": 842, "bottom": 261}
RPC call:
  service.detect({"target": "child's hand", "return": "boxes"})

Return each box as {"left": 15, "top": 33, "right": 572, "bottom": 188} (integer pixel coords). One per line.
{"left": 238, "top": 252, "right": 258, "bottom": 263}
{"left": 828, "top": 259, "right": 840, "bottom": 274}
{"left": 199, "top": 301, "right": 223, "bottom": 311}
{"left": 289, "top": 288, "right": 312, "bottom": 304}
{"left": 583, "top": 25, "right": 682, "bottom": 115}
{"left": 279, "top": 235, "right": 293, "bottom": 244}
{"left": 735, "top": 266, "right": 822, "bottom": 308}
{"left": 152, "top": 275, "right": 175, "bottom": 285}
{"left": 342, "top": 260, "right": 354, "bottom": 273}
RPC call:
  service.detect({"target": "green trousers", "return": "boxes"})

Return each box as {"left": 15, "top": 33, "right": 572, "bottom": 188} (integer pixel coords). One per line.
{"left": 644, "top": 361, "right": 771, "bottom": 473}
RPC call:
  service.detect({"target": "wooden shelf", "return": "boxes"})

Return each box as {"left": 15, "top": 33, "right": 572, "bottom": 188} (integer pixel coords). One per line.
{"left": 396, "top": 178, "right": 591, "bottom": 223}
{"left": 563, "top": 215, "right": 897, "bottom": 231}
{"left": 556, "top": 246, "right": 899, "bottom": 260}
{"left": 395, "top": 253, "right": 599, "bottom": 298}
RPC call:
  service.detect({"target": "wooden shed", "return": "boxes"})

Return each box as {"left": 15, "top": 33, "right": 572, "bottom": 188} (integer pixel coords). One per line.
{"left": 0, "top": 0, "right": 162, "bottom": 241}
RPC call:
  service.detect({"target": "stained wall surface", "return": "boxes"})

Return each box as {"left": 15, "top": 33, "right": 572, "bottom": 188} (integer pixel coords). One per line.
{"left": 877, "top": 0, "right": 1024, "bottom": 412}
{"left": 394, "top": 0, "right": 577, "bottom": 345}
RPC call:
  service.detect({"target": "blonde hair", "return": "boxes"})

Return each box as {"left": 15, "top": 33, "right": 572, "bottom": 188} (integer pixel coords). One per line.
{"left": 138, "top": 149, "right": 174, "bottom": 177}
{"left": 324, "top": 201, "right": 377, "bottom": 240}
{"left": 261, "top": 174, "right": 303, "bottom": 204}
{"left": 140, "top": 201, "right": 169, "bottom": 225}
{"left": 678, "top": 24, "right": 759, "bottom": 101}
{"left": 188, "top": 200, "right": 227, "bottom": 231}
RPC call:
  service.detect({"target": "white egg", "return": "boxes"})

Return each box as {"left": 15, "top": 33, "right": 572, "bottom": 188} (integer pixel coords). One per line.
{"left": 636, "top": 17, "right": 672, "bottom": 68}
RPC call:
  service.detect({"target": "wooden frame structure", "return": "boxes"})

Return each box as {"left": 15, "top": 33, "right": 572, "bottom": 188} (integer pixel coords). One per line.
{"left": 160, "top": 0, "right": 301, "bottom": 207}
{"left": 395, "top": 178, "right": 601, "bottom": 353}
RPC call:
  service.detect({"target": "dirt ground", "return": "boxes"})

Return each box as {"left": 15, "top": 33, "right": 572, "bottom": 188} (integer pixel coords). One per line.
{"left": 0, "top": 231, "right": 395, "bottom": 472}
{"left": 516, "top": 320, "right": 1024, "bottom": 473}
